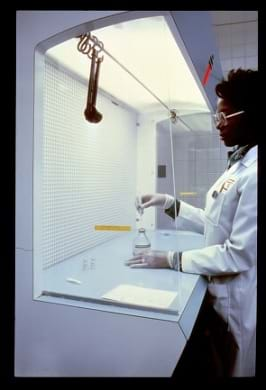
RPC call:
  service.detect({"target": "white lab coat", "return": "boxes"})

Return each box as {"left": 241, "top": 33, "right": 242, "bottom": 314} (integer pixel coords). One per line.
{"left": 179, "top": 145, "right": 257, "bottom": 377}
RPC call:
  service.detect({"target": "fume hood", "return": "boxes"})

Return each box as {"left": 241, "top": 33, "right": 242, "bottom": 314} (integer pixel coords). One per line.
{"left": 45, "top": 14, "right": 212, "bottom": 120}
{"left": 33, "top": 11, "right": 220, "bottom": 313}
{"left": 16, "top": 10, "right": 226, "bottom": 377}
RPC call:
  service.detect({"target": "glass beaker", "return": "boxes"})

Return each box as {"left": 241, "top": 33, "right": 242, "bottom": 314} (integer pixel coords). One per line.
{"left": 133, "top": 227, "right": 151, "bottom": 255}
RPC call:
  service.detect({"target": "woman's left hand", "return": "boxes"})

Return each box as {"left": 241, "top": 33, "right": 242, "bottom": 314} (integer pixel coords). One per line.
{"left": 125, "top": 250, "right": 170, "bottom": 268}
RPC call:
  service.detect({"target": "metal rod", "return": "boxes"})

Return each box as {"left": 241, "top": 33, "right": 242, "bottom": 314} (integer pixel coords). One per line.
{"left": 79, "top": 34, "right": 193, "bottom": 131}
{"left": 101, "top": 46, "right": 193, "bottom": 131}
{"left": 102, "top": 46, "right": 170, "bottom": 112}
{"left": 102, "top": 44, "right": 192, "bottom": 131}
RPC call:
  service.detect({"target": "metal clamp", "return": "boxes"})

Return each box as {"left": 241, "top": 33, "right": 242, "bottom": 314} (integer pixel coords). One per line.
{"left": 77, "top": 33, "right": 104, "bottom": 62}
{"left": 170, "top": 109, "right": 178, "bottom": 123}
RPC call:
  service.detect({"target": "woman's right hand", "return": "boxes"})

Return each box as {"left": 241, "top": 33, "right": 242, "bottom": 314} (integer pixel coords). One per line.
{"left": 136, "top": 193, "right": 167, "bottom": 211}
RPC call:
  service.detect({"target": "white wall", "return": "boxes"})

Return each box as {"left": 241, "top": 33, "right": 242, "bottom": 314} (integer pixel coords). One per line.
{"left": 211, "top": 11, "right": 258, "bottom": 77}
{"left": 156, "top": 122, "right": 229, "bottom": 231}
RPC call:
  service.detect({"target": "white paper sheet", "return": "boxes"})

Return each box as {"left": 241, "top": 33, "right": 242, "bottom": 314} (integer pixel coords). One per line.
{"left": 102, "top": 284, "right": 177, "bottom": 309}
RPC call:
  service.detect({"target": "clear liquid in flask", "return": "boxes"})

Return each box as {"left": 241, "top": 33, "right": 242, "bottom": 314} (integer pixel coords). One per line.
{"left": 133, "top": 227, "right": 151, "bottom": 255}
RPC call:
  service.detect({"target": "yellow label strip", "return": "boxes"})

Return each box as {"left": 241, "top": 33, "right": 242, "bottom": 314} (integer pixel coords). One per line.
{"left": 95, "top": 225, "right": 132, "bottom": 231}
{"left": 179, "top": 192, "right": 198, "bottom": 196}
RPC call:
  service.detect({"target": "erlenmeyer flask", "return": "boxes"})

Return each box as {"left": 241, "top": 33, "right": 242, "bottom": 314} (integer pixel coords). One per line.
{"left": 133, "top": 228, "right": 151, "bottom": 255}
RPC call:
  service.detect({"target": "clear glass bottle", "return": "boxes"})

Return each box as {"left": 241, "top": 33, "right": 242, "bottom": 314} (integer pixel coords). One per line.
{"left": 133, "top": 227, "right": 151, "bottom": 255}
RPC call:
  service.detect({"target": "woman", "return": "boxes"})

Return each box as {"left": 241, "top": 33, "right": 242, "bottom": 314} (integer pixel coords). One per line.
{"left": 125, "top": 69, "right": 258, "bottom": 377}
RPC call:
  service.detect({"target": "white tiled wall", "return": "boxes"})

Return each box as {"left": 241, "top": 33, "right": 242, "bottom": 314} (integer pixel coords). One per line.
{"left": 210, "top": 11, "right": 258, "bottom": 77}
{"left": 156, "top": 125, "right": 229, "bottom": 230}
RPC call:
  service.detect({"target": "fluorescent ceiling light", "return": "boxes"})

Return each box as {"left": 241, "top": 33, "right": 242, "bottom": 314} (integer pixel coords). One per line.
{"left": 46, "top": 15, "right": 210, "bottom": 116}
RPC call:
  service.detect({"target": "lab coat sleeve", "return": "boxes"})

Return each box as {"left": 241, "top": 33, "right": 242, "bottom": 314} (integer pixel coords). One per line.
{"left": 178, "top": 200, "right": 206, "bottom": 229}
{"left": 181, "top": 171, "right": 257, "bottom": 275}
{"left": 165, "top": 200, "right": 205, "bottom": 233}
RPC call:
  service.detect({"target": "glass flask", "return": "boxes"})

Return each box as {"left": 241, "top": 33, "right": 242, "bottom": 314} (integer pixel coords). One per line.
{"left": 133, "top": 228, "right": 151, "bottom": 255}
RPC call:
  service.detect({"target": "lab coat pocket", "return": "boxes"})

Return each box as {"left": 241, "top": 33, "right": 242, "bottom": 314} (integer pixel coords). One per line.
{"left": 205, "top": 192, "right": 225, "bottom": 226}
{"left": 208, "top": 284, "right": 229, "bottom": 325}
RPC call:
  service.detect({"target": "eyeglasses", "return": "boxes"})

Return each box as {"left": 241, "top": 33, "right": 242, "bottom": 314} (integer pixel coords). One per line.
{"left": 213, "top": 110, "right": 245, "bottom": 126}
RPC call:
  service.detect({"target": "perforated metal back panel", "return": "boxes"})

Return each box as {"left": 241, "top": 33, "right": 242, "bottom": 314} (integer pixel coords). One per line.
{"left": 37, "top": 59, "right": 137, "bottom": 269}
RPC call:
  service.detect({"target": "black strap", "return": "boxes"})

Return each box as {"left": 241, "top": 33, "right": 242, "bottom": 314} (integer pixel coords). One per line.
{"left": 227, "top": 144, "right": 252, "bottom": 169}
{"left": 164, "top": 199, "right": 181, "bottom": 220}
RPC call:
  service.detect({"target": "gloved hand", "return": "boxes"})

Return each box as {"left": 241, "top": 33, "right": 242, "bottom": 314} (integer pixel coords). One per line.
{"left": 125, "top": 249, "right": 171, "bottom": 269}
{"left": 135, "top": 194, "right": 175, "bottom": 215}
{"left": 140, "top": 193, "right": 166, "bottom": 208}
{"left": 136, "top": 194, "right": 172, "bottom": 214}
